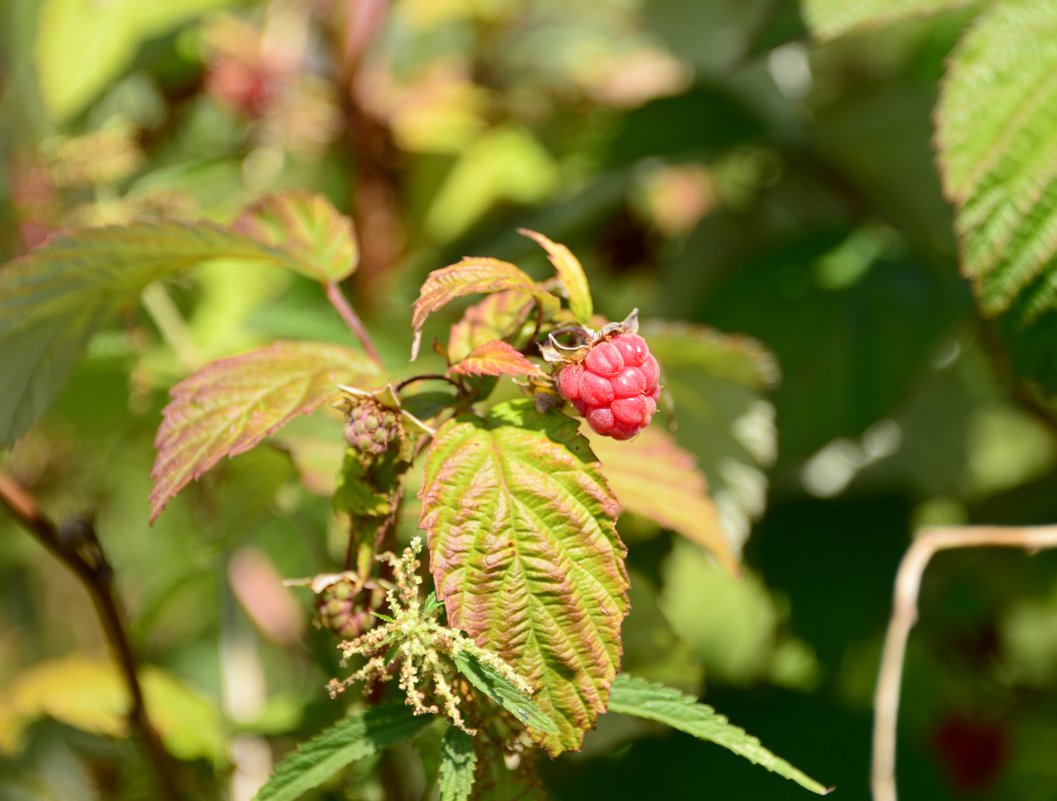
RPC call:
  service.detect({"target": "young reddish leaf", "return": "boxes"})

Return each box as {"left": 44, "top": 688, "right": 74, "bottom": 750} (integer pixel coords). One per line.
{"left": 419, "top": 400, "right": 628, "bottom": 756}
{"left": 233, "top": 191, "right": 359, "bottom": 282}
{"left": 447, "top": 340, "right": 544, "bottom": 380}
{"left": 0, "top": 219, "right": 321, "bottom": 447}
{"left": 588, "top": 426, "right": 739, "bottom": 576}
{"left": 448, "top": 291, "right": 537, "bottom": 363}
{"left": 518, "top": 229, "right": 593, "bottom": 324}
{"left": 150, "top": 340, "right": 379, "bottom": 521}
{"left": 411, "top": 258, "right": 557, "bottom": 360}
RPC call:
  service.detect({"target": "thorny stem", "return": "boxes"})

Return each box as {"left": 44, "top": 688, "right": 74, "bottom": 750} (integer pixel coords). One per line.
{"left": 325, "top": 280, "right": 383, "bottom": 367}
{"left": 0, "top": 473, "right": 185, "bottom": 801}
{"left": 872, "top": 525, "right": 1057, "bottom": 801}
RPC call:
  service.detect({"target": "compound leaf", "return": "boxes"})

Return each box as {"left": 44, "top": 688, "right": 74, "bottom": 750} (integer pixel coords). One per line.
{"left": 234, "top": 191, "right": 359, "bottom": 282}
{"left": 588, "top": 426, "right": 738, "bottom": 575}
{"left": 519, "top": 229, "right": 593, "bottom": 324}
{"left": 438, "top": 726, "right": 476, "bottom": 801}
{"left": 253, "top": 705, "right": 432, "bottom": 801}
{"left": 420, "top": 400, "right": 628, "bottom": 755}
{"left": 607, "top": 674, "right": 831, "bottom": 795}
{"left": 936, "top": 0, "right": 1057, "bottom": 391}
{"left": 151, "top": 340, "right": 379, "bottom": 521}
{"left": 447, "top": 340, "right": 544, "bottom": 380}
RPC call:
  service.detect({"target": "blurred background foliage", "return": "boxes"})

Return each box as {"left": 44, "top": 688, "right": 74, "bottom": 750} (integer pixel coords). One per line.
{"left": 2, "top": 0, "right": 1057, "bottom": 799}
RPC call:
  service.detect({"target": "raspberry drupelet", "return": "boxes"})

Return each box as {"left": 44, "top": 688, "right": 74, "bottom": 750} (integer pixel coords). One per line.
{"left": 556, "top": 333, "right": 661, "bottom": 439}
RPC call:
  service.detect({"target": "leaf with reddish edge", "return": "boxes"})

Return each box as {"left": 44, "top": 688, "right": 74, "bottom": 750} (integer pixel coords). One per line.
{"left": 448, "top": 291, "right": 537, "bottom": 363}
{"left": 518, "top": 229, "right": 593, "bottom": 325}
{"left": 419, "top": 400, "right": 628, "bottom": 755}
{"left": 411, "top": 258, "right": 558, "bottom": 361}
{"left": 150, "top": 340, "right": 379, "bottom": 522}
{"left": 588, "top": 426, "right": 739, "bottom": 576}
{"left": 233, "top": 191, "right": 358, "bottom": 282}
{"left": 447, "top": 340, "right": 544, "bottom": 380}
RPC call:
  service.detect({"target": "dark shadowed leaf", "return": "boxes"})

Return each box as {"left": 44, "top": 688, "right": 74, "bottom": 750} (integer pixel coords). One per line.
{"left": 420, "top": 400, "right": 628, "bottom": 755}
{"left": 451, "top": 651, "right": 559, "bottom": 737}
{"left": 150, "top": 340, "right": 379, "bottom": 521}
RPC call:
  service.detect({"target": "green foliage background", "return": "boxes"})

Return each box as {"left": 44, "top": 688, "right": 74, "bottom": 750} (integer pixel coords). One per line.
{"left": 3, "top": 0, "right": 1057, "bottom": 799}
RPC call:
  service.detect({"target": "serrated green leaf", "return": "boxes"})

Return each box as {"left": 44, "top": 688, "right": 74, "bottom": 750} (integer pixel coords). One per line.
{"left": 150, "top": 340, "right": 380, "bottom": 521}
{"left": 0, "top": 656, "right": 225, "bottom": 766}
{"left": 438, "top": 727, "right": 476, "bottom": 801}
{"left": 518, "top": 229, "right": 593, "bottom": 324}
{"left": 587, "top": 426, "right": 738, "bottom": 575}
{"left": 644, "top": 322, "right": 777, "bottom": 550}
{"left": 451, "top": 652, "right": 559, "bottom": 736}
{"left": 0, "top": 219, "right": 364, "bottom": 447}
{"left": 419, "top": 400, "right": 628, "bottom": 755}
{"left": 253, "top": 705, "right": 433, "bottom": 801}
{"left": 607, "top": 674, "right": 831, "bottom": 795}
{"left": 234, "top": 191, "right": 359, "bottom": 282}
{"left": 936, "top": 0, "right": 1057, "bottom": 391}
{"left": 447, "top": 290, "right": 538, "bottom": 363}
{"left": 35, "top": 0, "right": 234, "bottom": 121}
{"left": 447, "top": 340, "right": 544, "bottom": 380}
{"left": 411, "top": 258, "right": 558, "bottom": 360}
{"left": 802, "top": 0, "right": 975, "bottom": 40}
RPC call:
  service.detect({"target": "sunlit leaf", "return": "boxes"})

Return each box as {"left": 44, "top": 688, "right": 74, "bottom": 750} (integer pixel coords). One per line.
{"left": 802, "top": 0, "right": 974, "bottom": 40}
{"left": 438, "top": 726, "right": 476, "bottom": 801}
{"left": 234, "top": 191, "right": 359, "bottom": 282}
{"left": 253, "top": 705, "right": 432, "bottom": 801}
{"left": 607, "top": 674, "right": 831, "bottom": 795}
{"left": 447, "top": 340, "right": 544, "bottom": 380}
{"left": 447, "top": 291, "right": 537, "bottom": 363}
{"left": 588, "top": 426, "right": 738, "bottom": 575}
{"left": 936, "top": 0, "right": 1057, "bottom": 391}
{"left": 411, "top": 258, "right": 557, "bottom": 360}
{"left": 420, "top": 400, "right": 628, "bottom": 755}
{"left": 451, "top": 651, "right": 559, "bottom": 736}
{"left": 518, "top": 228, "right": 593, "bottom": 324}
{"left": 0, "top": 656, "right": 225, "bottom": 766}
{"left": 150, "top": 340, "right": 379, "bottom": 521}
{"left": 644, "top": 322, "right": 778, "bottom": 550}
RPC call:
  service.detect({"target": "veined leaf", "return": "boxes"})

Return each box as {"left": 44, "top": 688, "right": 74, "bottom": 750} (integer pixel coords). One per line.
{"left": 447, "top": 340, "right": 544, "bottom": 380}
{"left": 438, "top": 726, "right": 476, "bottom": 801}
{"left": 411, "top": 258, "right": 557, "bottom": 360}
{"left": 936, "top": 0, "right": 1057, "bottom": 390}
{"left": 607, "top": 674, "right": 831, "bottom": 795}
{"left": 0, "top": 655, "right": 225, "bottom": 766}
{"left": 588, "top": 426, "right": 738, "bottom": 575}
{"left": 802, "top": 0, "right": 975, "bottom": 40}
{"left": 253, "top": 705, "right": 433, "bottom": 801}
{"left": 644, "top": 322, "right": 778, "bottom": 550}
{"left": 150, "top": 340, "right": 379, "bottom": 521}
{"left": 451, "top": 651, "right": 559, "bottom": 736}
{"left": 234, "top": 191, "right": 359, "bottom": 282}
{"left": 420, "top": 400, "right": 628, "bottom": 755}
{"left": 448, "top": 290, "right": 537, "bottom": 363}
{"left": 518, "top": 229, "right": 593, "bottom": 324}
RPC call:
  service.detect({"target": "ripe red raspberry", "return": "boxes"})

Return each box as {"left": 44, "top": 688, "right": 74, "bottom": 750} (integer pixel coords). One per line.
{"left": 556, "top": 333, "right": 660, "bottom": 440}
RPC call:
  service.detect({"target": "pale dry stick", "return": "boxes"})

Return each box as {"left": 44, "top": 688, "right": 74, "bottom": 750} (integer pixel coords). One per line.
{"left": 872, "top": 525, "right": 1057, "bottom": 801}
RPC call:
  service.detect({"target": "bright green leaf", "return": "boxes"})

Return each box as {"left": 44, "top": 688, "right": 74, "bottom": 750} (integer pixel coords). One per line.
{"left": 588, "top": 426, "right": 738, "bottom": 575}
{"left": 803, "top": 0, "right": 975, "bottom": 40}
{"left": 607, "top": 674, "right": 831, "bottom": 795}
{"left": 518, "top": 229, "right": 593, "bottom": 324}
{"left": 419, "top": 400, "right": 628, "bottom": 755}
{"left": 451, "top": 651, "right": 559, "bottom": 737}
{"left": 150, "top": 340, "right": 380, "bottom": 521}
{"left": 0, "top": 656, "right": 225, "bottom": 766}
{"left": 234, "top": 191, "right": 359, "bottom": 283}
{"left": 438, "top": 726, "right": 476, "bottom": 801}
{"left": 447, "top": 339, "right": 544, "bottom": 380}
{"left": 936, "top": 0, "right": 1057, "bottom": 390}
{"left": 253, "top": 705, "right": 433, "bottom": 801}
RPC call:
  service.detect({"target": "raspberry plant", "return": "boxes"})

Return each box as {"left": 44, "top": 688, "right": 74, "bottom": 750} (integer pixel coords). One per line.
{"left": 0, "top": 193, "right": 827, "bottom": 799}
